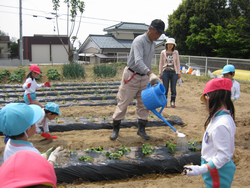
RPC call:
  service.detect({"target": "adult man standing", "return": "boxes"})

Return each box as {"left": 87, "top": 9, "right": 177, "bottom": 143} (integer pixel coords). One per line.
{"left": 110, "top": 19, "right": 165, "bottom": 140}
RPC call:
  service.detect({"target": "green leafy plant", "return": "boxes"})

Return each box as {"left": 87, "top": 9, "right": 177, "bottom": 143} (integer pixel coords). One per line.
{"left": 105, "top": 152, "right": 122, "bottom": 159}
{"left": 188, "top": 140, "right": 201, "bottom": 151}
{"left": 117, "top": 145, "right": 131, "bottom": 155}
{"left": 85, "top": 146, "right": 105, "bottom": 154}
{"left": 7, "top": 69, "right": 25, "bottom": 83}
{"left": 0, "top": 70, "right": 11, "bottom": 83}
{"left": 47, "top": 68, "right": 60, "bottom": 80}
{"left": 165, "top": 141, "right": 176, "bottom": 154}
{"left": 142, "top": 143, "right": 155, "bottom": 155}
{"left": 78, "top": 156, "right": 93, "bottom": 162}
{"left": 62, "top": 61, "right": 85, "bottom": 79}
{"left": 93, "top": 63, "right": 118, "bottom": 78}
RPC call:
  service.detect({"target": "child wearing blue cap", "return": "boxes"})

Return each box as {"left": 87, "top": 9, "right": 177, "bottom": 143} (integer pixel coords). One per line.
{"left": 221, "top": 64, "right": 240, "bottom": 102}
{"left": 0, "top": 103, "right": 69, "bottom": 166}
{"left": 36, "top": 102, "right": 61, "bottom": 140}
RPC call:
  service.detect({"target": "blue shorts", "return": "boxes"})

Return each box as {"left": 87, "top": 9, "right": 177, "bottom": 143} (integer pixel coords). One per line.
{"left": 23, "top": 93, "right": 36, "bottom": 104}
{"left": 201, "top": 158, "right": 236, "bottom": 188}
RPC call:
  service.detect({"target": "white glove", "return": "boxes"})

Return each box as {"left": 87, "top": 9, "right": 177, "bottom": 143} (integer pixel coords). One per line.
{"left": 149, "top": 73, "right": 158, "bottom": 85}
{"left": 231, "top": 97, "right": 236, "bottom": 102}
{"left": 183, "top": 164, "right": 208, "bottom": 176}
{"left": 178, "top": 78, "right": 182, "bottom": 86}
{"left": 48, "top": 146, "right": 69, "bottom": 164}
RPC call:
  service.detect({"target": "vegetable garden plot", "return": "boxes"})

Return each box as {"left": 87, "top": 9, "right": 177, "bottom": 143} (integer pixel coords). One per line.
{"left": 55, "top": 145, "right": 201, "bottom": 183}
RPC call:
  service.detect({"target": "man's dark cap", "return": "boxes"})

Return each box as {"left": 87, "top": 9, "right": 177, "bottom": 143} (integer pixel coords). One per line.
{"left": 150, "top": 19, "right": 165, "bottom": 34}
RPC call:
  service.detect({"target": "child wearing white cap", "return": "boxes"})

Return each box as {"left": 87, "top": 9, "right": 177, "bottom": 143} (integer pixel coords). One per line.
{"left": 0, "top": 103, "right": 69, "bottom": 167}
{"left": 183, "top": 78, "right": 236, "bottom": 187}
{"left": 36, "top": 102, "right": 61, "bottom": 140}
{"left": 221, "top": 64, "right": 240, "bottom": 102}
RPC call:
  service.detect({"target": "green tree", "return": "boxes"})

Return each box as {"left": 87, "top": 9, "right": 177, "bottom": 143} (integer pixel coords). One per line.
{"left": 52, "top": 0, "right": 85, "bottom": 62}
{"left": 10, "top": 42, "right": 18, "bottom": 59}
{"left": 167, "top": 0, "right": 230, "bottom": 54}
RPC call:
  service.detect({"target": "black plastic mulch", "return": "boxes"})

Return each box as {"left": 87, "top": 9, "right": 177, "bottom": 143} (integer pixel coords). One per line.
{"left": 55, "top": 146, "right": 201, "bottom": 183}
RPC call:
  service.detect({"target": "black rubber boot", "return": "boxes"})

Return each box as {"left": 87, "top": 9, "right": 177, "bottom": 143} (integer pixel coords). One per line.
{"left": 171, "top": 96, "right": 176, "bottom": 108}
{"left": 110, "top": 120, "right": 121, "bottom": 140}
{"left": 137, "top": 119, "right": 150, "bottom": 140}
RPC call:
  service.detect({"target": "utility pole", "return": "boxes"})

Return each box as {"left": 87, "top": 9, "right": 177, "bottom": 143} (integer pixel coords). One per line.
{"left": 19, "top": 0, "right": 23, "bottom": 66}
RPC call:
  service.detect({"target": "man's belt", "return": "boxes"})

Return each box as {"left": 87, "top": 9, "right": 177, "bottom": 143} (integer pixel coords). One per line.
{"left": 128, "top": 67, "right": 145, "bottom": 76}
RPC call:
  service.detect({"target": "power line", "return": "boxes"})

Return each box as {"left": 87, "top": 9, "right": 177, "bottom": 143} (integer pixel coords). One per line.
{"left": 0, "top": 4, "right": 121, "bottom": 23}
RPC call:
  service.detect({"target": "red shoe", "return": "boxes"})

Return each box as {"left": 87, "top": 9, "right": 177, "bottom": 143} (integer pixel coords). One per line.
{"left": 171, "top": 101, "right": 176, "bottom": 108}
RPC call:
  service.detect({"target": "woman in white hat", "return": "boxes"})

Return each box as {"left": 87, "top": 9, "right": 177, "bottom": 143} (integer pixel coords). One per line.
{"left": 159, "top": 38, "right": 181, "bottom": 108}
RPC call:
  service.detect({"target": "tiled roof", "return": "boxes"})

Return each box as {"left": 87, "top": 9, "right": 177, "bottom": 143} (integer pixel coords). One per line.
{"left": 90, "top": 35, "right": 133, "bottom": 49}
{"left": 104, "top": 22, "right": 149, "bottom": 31}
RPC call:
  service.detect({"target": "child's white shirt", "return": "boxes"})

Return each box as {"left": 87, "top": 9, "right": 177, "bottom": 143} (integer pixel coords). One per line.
{"left": 231, "top": 79, "right": 240, "bottom": 101}
{"left": 35, "top": 108, "right": 49, "bottom": 133}
{"left": 22, "top": 77, "right": 42, "bottom": 95}
{"left": 201, "top": 113, "right": 236, "bottom": 169}
{"left": 4, "top": 139, "right": 41, "bottom": 161}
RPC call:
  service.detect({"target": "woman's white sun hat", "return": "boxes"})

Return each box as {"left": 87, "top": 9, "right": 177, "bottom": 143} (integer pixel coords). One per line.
{"left": 165, "top": 38, "right": 177, "bottom": 46}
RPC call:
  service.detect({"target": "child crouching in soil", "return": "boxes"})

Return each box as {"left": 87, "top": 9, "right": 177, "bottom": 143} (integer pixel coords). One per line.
{"left": 36, "top": 102, "right": 61, "bottom": 140}
{"left": 0, "top": 103, "right": 69, "bottom": 167}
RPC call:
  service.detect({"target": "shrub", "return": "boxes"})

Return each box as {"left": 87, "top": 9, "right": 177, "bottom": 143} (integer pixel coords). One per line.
{"left": 0, "top": 70, "right": 11, "bottom": 83}
{"left": 47, "top": 68, "right": 60, "bottom": 80}
{"left": 8, "top": 69, "right": 25, "bottom": 83}
{"left": 93, "top": 63, "right": 118, "bottom": 78}
{"left": 62, "top": 61, "right": 85, "bottom": 79}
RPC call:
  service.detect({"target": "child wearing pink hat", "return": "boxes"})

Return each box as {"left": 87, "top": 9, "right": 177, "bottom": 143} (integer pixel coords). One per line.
{"left": 0, "top": 150, "right": 57, "bottom": 188}
{"left": 23, "top": 64, "right": 50, "bottom": 108}
{"left": 0, "top": 103, "right": 69, "bottom": 167}
{"left": 183, "top": 78, "right": 236, "bottom": 187}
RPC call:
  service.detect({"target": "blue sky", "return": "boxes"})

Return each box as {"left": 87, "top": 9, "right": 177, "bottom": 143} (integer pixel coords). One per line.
{"left": 0, "top": 0, "right": 183, "bottom": 48}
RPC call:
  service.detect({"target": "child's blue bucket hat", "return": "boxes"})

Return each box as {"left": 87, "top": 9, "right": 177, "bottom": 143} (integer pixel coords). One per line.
{"left": 45, "top": 102, "right": 61, "bottom": 115}
{"left": 221, "top": 64, "right": 235, "bottom": 74}
{"left": 0, "top": 103, "right": 43, "bottom": 136}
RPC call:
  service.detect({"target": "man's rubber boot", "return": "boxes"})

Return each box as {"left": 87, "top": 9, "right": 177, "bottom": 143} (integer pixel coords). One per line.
{"left": 110, "top": 120, "right": 121, "bottom": 140}
{"left": 137, "top": 119, "right": 150, "bottom": 140}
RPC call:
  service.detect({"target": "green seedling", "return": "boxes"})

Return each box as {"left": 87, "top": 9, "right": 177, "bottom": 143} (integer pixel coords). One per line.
{"left": 85, "top": 146, "right": 105, "bottom": 154}
{"left": 117, "top": 145, "right": 131, "bottom": 155}
{"left": 78, "top": 156, "right": 93, "bottom": 162}
{"left": 165, "top": 141, "right": 176, "bottom": 154}
{"left": 106, "top": 152, "right": 122, "bottom": 160}
{"left": 188, "top": 140, "right": 201, "bottom": 151}
{"left": 142, "top": 143, "right": 155, "bottom": 155}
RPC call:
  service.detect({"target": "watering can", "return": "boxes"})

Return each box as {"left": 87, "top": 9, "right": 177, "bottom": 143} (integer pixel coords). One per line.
{"left": 141, "top": 81, "right": 185, "bottom": 137}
